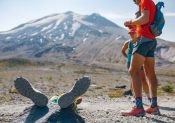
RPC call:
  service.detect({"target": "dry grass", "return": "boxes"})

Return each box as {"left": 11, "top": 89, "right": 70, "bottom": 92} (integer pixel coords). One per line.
{"left": 107, "top": 88, "right": 123, "bottom": 98}
{"left": 157, "top": 88, "right": 164, "bottom": 96}
{"left": 0, "top": 58, "right": 33, "bottom": 68}
{"left": 0, "top": 95, "right": 11, "bottom": 103}
{"left": 8, "top": 87, "right": 18, "bottom": 94}
{"left": 156, "top": 68, "right": 175, "bottom": 77}
{"left": 47, "top": 76, "right": 53, "bottom": 81}
{"left": 95, "top": 86, "right": 104, "bottom": 90}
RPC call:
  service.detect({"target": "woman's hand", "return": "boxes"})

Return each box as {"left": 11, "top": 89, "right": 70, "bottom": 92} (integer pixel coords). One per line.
{"left": 124, "top": 20, "right": 132, "bottom": 27}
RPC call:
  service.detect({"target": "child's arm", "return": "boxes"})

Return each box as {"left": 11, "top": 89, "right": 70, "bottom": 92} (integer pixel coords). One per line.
{"left": 121, "top": 41, "right": 129, "bottom": 58}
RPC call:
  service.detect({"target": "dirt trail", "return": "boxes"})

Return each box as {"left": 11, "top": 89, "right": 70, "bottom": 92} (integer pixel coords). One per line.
{"left": 0, "top": 97, "right": 175, "bottom": 123}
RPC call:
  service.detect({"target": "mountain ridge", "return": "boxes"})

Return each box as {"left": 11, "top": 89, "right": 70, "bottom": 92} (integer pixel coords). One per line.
{"left": 0, "top": 11, "right": 174, "bottom": 64}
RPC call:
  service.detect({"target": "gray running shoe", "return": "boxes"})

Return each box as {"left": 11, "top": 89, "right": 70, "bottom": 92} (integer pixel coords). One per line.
{"left": 58, "top": 76, "right": 91, "bottom": 108}
{"left": 14, "top": 77, "right": 48, "bottom": 107}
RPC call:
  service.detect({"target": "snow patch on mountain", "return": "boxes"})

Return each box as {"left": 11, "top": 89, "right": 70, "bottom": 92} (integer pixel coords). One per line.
{"left": 31, "top": 32, "right": 38, "bottom": 36}
{"left": 73, "top": 14, "right": 94, "bottom": 26}
{"left": 59, "top": 34, "right": 65, "bottom": 40}
{"left": 6, "top": 36, "right": 11, "bottom": 40}
{"left": 83, "top": 38, "right": 87, "bottom": 43}
{"left": 53, "top": 15, "right": 67, "bottom": 29}
{"left": 69, "top": 22, "right": 81, "bottom": 37}
{"left": 64, "top": 23, "right": 68, "bottom": 30}
{"left": 40, "top": 38, "right": 43, "bottom": 43}
{"left": 115, "top": 36, "right": 122, "bottom": 40}
{"left": 1, "top": 14, "right": 68, "bottom": 34}
{"left": 41, "top": 24, "right": 53, "bottom": 32}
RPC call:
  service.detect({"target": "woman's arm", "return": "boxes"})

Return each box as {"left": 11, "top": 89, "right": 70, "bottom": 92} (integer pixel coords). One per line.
{"left": 124, "top": 10, "right": 150, "bottom": 26}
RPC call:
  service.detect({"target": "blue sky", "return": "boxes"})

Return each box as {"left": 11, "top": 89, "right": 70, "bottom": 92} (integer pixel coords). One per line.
{"left": 0, "top": 0, "right": 175, "bottom": 41}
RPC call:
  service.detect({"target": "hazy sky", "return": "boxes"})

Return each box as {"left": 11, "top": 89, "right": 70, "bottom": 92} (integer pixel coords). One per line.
{"left": 0, "top": 0, "right": 175, "bottom": 41}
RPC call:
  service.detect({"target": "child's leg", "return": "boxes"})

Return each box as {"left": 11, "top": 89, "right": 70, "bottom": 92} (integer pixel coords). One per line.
{"left": 14, "top": 77, "right": 48, "bottom": 107}
{"left": 58, "top": 76, "right": 90, "bottom": 108}
{"left": 123, "top": 62, "right": 133, "bottom": 96}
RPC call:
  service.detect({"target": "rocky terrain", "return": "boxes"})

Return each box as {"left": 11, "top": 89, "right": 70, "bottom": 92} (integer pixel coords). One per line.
{"left": 0, "top": 61, "right": 174, "bottom": 123}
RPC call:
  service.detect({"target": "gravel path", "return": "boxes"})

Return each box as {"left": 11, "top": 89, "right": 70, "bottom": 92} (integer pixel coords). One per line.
{"left": 0, "top": 96, "right": 175, "bottom": 123}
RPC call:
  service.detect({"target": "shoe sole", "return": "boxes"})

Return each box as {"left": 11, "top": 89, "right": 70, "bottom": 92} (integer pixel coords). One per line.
{"left": 121, "top": 110, "right": 146, "bottom": 117}
{"left": 153, "top": 112, "right": 161, "bottom": 115}
{"left": 136, "top": 111, "right": 146, "bottom": 117}
{"left": 153, "top": 108, "right": 161, "bottom": 115}
{"left": 58, "top": 76, "right": 91, "bottom": 108}
{"left": 14, "top": 77, "right": 48, "bottom": 107}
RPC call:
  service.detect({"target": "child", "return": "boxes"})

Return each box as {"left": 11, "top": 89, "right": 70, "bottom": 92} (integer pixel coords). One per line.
{"left": 121, "top": 26, "right": 150, "bottom": 101}
{"left": 14, "top": 76, "right": 91, "bottom": 111}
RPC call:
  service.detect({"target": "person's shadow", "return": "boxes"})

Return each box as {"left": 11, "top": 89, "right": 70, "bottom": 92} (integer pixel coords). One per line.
{"left": 159, "top": 105, "right": 175, "bottom": 112}
{"left": 15, "top": 105, "right": 85, "bottom": 123}
{"left": 24, "top": 105, "right": 49, "bottom": 123}
{"left": 45, "top": 107, "right": 85, "bottom": 123}
{"left": 143, "top": 103, "right": 175, "bottom": 122}
{"left": 143, "top": 103, "right": 175, "bottom": 112}
{"left": 145, "top": 114, "right": 175, "bottom": 123}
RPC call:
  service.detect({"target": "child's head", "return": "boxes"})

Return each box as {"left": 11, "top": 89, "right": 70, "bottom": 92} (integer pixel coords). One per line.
{"left": 128, "top": 26, "right": 136, "bottom": 42}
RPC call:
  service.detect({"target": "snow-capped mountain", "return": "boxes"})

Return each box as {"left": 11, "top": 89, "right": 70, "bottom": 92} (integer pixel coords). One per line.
{"left": 0, "top": 11, "right": 129, "bottom": 62}
{"left": 0, "top": 11, "right": 174, "bottom": 64}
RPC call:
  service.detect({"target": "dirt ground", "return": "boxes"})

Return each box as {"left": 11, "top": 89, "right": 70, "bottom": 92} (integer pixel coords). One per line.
{"left": 0, "top": 61, "right": 175, "bottom": 123}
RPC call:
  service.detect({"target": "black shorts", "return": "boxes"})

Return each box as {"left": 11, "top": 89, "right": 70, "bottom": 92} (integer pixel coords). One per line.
{"left": 132, "top": 37, "right": 157, "bottom": 57}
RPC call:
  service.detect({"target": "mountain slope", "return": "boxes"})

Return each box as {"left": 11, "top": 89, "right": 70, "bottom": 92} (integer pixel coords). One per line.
{"left": 156, "top": 39, "right": 175, "bottom": 63}
{"left": 0, "top": 12, "right": 128, "bottom": 59}
{"left": 0, "top": 11, "right": 174, "bottom": 64}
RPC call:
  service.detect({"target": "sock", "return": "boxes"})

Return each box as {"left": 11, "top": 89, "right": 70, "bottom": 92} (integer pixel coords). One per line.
{"left": 146, "top": 93, "right": 150, "bottom": 98}
{"left": 135, "top": 97, "right": 143, "bottom": 109}
{"left": 151, "top": 97, "right": 157, "bottom": 108}
{"left": 146, "top": 93, "right": 151, "bottom": 103}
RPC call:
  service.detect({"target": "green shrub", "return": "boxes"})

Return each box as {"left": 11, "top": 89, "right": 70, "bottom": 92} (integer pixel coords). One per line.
{"left": 162, "top": 84, "right": 174, "bottom": 93}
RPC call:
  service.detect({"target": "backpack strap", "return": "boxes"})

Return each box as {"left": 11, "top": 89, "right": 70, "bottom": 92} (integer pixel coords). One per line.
{"left": 157, "top": 2, "right": 164, "bottom": 10}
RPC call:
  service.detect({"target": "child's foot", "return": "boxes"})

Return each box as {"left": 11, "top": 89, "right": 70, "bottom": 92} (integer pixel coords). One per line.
{"left": 14, "top": 77, "right": 48, "bottom": 107}
{"left": 58, "top": 76, "right": 91, "bottom": 108}
{"left": 146, "top": 106, "right": 161, "bottom": 115}
{"left": 123, "top": 89, "right": 133, "bottom": 96}
{"left": 121, "top": 106, "right": 145, "bottom": 117}
{"left": 65, "top": 97, "right": 82, "bottom": 112}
